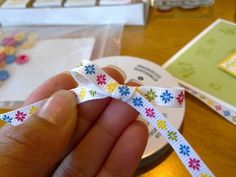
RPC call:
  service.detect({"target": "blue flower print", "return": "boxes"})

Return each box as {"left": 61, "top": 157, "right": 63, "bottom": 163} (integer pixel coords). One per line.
{"left": 2, "top": 114, "right": 13, "bottom": 123}
{"left": 85, "top": 64, "right": 95, "bottom": 75}
{"left": 179, "top": 144, "right": 190, "bottom": 156}
{"left": 223, "top": 110, "right": 230, "bottom": 116}
{"left": 160, "top": 90, "right": 174, "bottom": 104}
{"left": 118, "top": 86, "right": 130, "bottom": 96}
{"left": 132, "top": 97, "right": 143, "bottom": 107}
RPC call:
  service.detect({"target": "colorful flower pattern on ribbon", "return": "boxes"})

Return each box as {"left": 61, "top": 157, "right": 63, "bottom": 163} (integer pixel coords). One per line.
{"left": 89, "top": 90, "right": 97, "bottom": 97}
{"left": 79, "top": 88, "right": 87, "bottom": 100}
{"left": 160, "top": 90, "right": 174, "bottom": 104}
{"left": 15, "top": 111, "right": 26, "bottom": 122}
{"left": 145, "top": 88, "right": 157, "bottom": 102}
{"left": 97, "top": 74, "right": 106, "bottom": 85}
{"left": 145, "top": 108, "right": 155, "bottom": 118}
{"left": 189, "top": 158, "right": 201, "bottom": 171}
{"left": 2, "top": 114, "right": 12, "bottom": 123}
{"left": 118, "top": 85, "right": 130, "bottom": 96}
{"left": 182, "top": 84, "right": 236, "bottom": 125}
{"left": 28, "top": 106, "right": 38, "bottom": 116}
{"left": 180, "top": 144, "right": 190, "bottom": 156}
{"left": 132, "top": 97, "right": 144, "bottom": 107}
{"left": 85, "top": 64, "right": 95, "bottom": 75}
{"left": 167, "top": 131, "right": 178, "bottom": 141}
{"left": 0, "top": 60, "right": 215, "bottom": 177}
{"left": 156, "top": 120, "right": 167, "bottom": 130}
{"left": 176, "top": 91, "right": 185, "bottom": 105}
{"left": 106, "top": 82, "right": 118, "bottom": 93}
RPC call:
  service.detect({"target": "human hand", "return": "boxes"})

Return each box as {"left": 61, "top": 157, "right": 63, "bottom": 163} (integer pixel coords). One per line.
{"left": 0, "top": 67, "right": 148, "bottom": 177}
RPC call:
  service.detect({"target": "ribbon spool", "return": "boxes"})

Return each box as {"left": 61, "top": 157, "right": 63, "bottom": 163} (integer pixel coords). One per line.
{"left": 94, "top": 56, "right": 185, "bottom": 167}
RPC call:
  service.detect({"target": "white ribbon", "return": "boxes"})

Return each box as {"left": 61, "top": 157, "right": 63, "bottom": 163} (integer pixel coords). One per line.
{"left": 0, "top": 60, "right": 214, "bottom": 177}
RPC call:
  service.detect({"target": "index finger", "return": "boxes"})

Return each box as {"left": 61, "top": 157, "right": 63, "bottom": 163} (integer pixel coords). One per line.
{"left": 24, "top": 67, "right": 124, "bottom": 106}
{"left": 24, "top": 72, "right": 77, "bottom": 106}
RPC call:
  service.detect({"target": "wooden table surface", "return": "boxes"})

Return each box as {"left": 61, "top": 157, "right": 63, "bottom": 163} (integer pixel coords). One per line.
{"left": 0, "top": 1, "right": 235, "bottom": 177}
{"left": 121, "top": 0, "right": 236, "bottom": 177}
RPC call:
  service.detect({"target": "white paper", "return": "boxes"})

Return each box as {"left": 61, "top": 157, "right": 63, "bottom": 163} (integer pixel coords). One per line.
{"left": 1, "top": 0, "right": 30, "bottom": 8}
{"left": 33, "top": 0, "right": 62, "bottom": 7}
{"left": 0, "top": 2, "right": 147, "bottom": 26}
{"left": 64, "top": 0, "right": 96, "bottom": 7}
{"left": 0, "top": 38, "right": 95, "bottom": 102}
{"left": 99, "top": 0, "right": 132, "bottom": 5}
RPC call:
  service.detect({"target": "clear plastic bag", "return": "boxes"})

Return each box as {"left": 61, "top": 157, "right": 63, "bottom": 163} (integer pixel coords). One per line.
{"left": 0, "top": 25, "right": 123, "bottom": 108}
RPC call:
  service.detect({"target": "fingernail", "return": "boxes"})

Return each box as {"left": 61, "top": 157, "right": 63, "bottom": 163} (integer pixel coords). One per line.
{"left": 107, "top": 65, "right": 126, "bottom": 80}
{"left": 38, "top": 90, "right": 77, "bottom": 127}
{"left": 127, "top": 79, "right": 143, "bottom": 86}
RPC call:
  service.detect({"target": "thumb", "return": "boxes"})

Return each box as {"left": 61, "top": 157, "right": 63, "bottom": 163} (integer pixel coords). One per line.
{"left": 0, "top": 90, "right": 77, "bottom": 177}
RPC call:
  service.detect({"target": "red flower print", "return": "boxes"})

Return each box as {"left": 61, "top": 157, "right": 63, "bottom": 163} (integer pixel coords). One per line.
{"left": 145, "top": 108, "right": 155, "bottom": 118}
{"left": 97, "top": 74, "right": 106, "bottom": 85}
{"left": 188, "top": 158, "right": 200, "bottom": 170}
{"left": 215, "top": 105, "right": 221, "bottom": 111}
{"left": 15, "top": 111, "right": 27, "bottom": 122}
{"left": 176, "top": 91, "right": 185, "bottom": 105}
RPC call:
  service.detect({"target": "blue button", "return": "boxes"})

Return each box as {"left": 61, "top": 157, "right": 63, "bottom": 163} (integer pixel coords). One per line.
{"left": 5, "top": 55, "right": 16, "bottom": 64}
{"left": 0, "top": 70, "right": 9, "bottom": 81}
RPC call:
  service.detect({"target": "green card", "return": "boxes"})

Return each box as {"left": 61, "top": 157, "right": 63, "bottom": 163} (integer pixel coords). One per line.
{"left": 163, "top": 19, "right": 236, "bottom": 110}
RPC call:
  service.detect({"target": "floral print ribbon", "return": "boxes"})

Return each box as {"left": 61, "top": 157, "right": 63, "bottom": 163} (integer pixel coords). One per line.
{"left": 0, "top": 60, "right": 214, "bottom": 177}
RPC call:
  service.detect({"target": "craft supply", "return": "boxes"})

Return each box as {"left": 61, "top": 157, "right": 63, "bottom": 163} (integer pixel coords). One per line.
{"left": 0, "top": 69, "right": 9, "bottom": 81}
{"left": 5, "top": 55, "right": 16, "bottom": 64}
{"left": 1, "top": 0, "right": 30, "bottom": 8}
{"left": 4, "top": 46, "right": 16, "bottom": 55}
{"left": 0, "top": 53, "right": 6, "bottom": 62}
{"left": 0, "top": 38, "right": 95, "bottom": 102}
{"left": 163, "top": 19, "right": 236, "bottom": 125}
{"left": 0, "top": 31, "right": 35, "bottom": 85}
{"left": 1, "top": 37, "right": 16, "bottom": 46}
{"left": 0, "top": 1, "right": 147, "bottom": 26}
{"left": 151, "top": 0, "right": 213, "bottom": 10}
{"left": 16, "top": 54, "right": 29, "bottom": 64}
{"left": 0, "top": 60, "right": 214, "bottom": 177}
{"left": 14, "top": 32, "right": 26, "bottom": 42}
{"left": 99, "top": 0, "right": 133, "bottom": 5}
{"left": 0, "top": 61, "right": 5, "bottom": 68}
{"left": 33, "top": 0, "right": 63, "bottom": 7}
{"left": 218, "top": 52, "right": 236, "bottom": 78}
{"left": 20, "top": 41, "right": 35, "bottom": 49}
{"left": 94, "top": 56, "right": 185, "bottom": 167}
{"left": 0, "top": 46, "right": 5, "bottom": 54}
{"left": 64, "top": 0, "right": 96, "bottom": 7}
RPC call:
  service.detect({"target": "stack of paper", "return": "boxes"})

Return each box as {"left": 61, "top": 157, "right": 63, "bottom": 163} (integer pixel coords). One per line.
{"left": 163, "top": 19, "right": 236, "bottom": 125}
{"left": 0, "top": 1, "right": 148, "bottom": 26}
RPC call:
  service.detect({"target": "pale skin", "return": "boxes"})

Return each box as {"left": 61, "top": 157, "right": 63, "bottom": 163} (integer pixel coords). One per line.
{"left": 0, "top": 67, "right": 148, "bottom": 177}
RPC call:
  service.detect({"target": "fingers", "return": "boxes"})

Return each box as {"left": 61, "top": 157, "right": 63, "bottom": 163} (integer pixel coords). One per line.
{"left": 22, "top": 67, "right": 126, "bottom": 175}
{"left": 53, "top": 80, "right": 144, "bottom": 177}
{"left": 77, "top": 67, "right": 125, "bottom": 121}
{"left": 97, "top": 120, "right": 148, "bottom": 177}
{"left": 65, "top": 67, "right": 125, "bottom": 150}
{"left": 23, "top": 67, "right": 125, "bottom": 151}
{"left": 24, "top": 67, "right": 124, "bottom": 106}
{"left": 0, "top": 91, "right": 77, "bottom": 177}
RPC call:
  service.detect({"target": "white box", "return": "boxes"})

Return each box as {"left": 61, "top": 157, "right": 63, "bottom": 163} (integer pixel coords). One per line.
{"left": 0, "top": 1, "right": 149, "bottom": 26}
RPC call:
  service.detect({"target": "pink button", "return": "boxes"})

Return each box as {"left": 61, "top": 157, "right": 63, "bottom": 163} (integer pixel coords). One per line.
{"left": 2, "top": 37, "right": 16, "bottom": 46}
{"left": 16, "top": 54, "right": 29, "bottom": 65}
{"left": 0, "top": 54, "right": 6, "bottom": 62}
